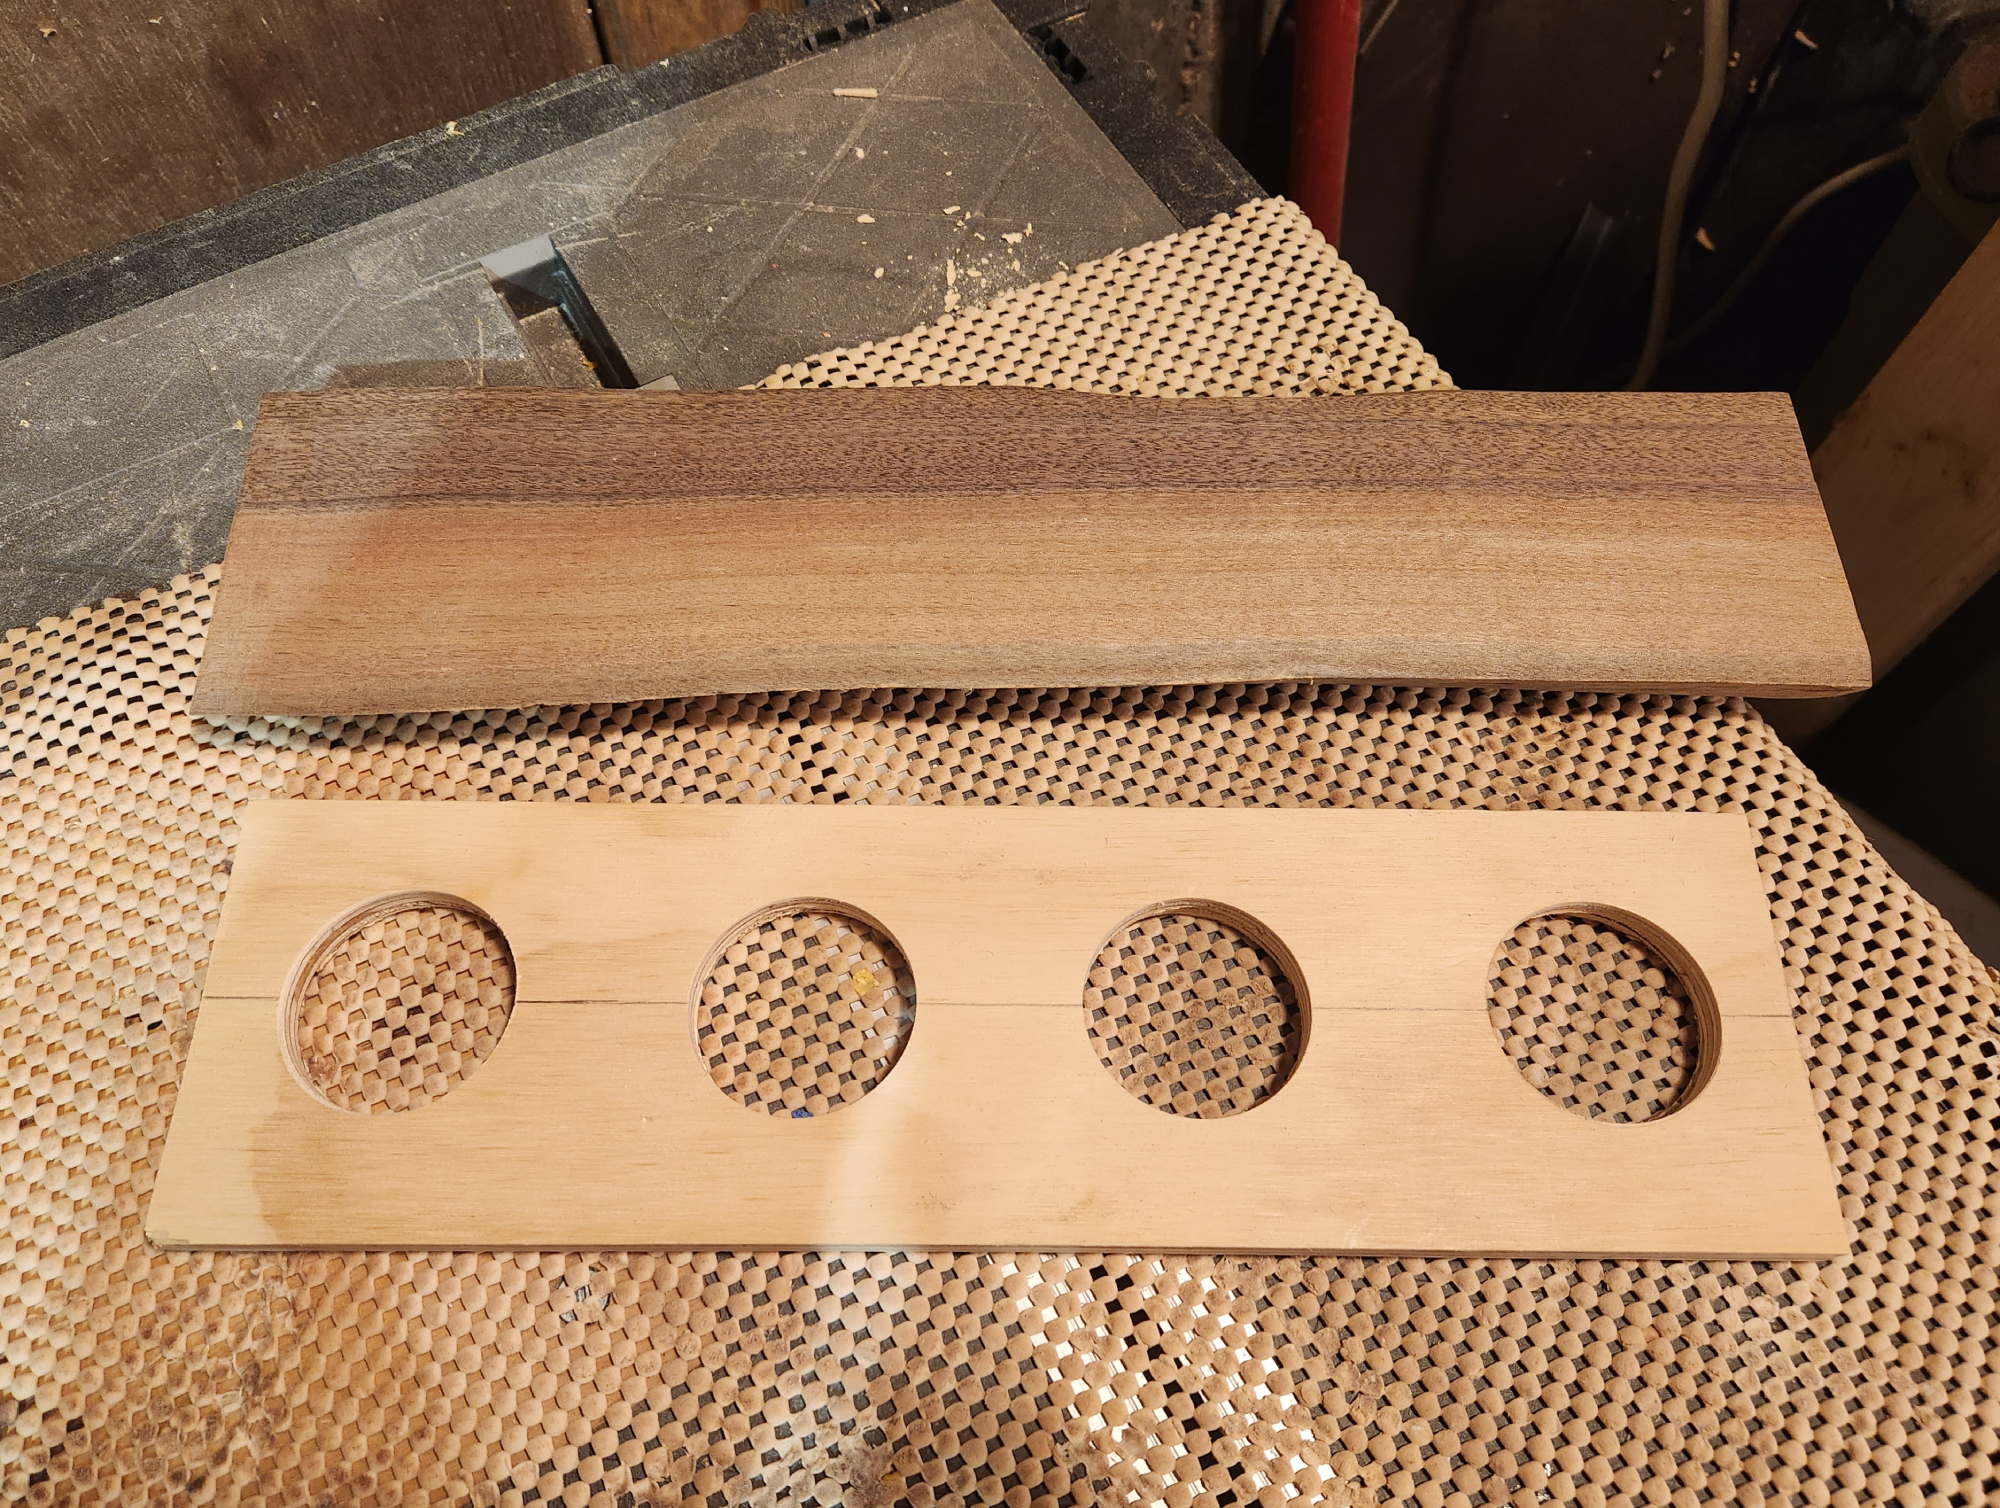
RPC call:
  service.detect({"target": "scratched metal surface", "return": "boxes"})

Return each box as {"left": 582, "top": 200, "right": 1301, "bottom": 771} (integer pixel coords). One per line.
{"left": 0, "top": 0, "right": 1179, "bottom": 635}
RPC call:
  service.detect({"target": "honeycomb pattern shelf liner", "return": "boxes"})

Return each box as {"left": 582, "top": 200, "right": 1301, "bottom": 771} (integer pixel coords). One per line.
{"left": 756, "top": 199, "right": 1450, "bottom": 396}
{"left": 5, "top": 197, "right": 1999, "bottom": 1508}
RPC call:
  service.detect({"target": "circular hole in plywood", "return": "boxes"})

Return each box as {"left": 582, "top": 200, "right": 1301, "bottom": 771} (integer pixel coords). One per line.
{"left": 693, "top": 902, "right": 916, "bottom": 1117}
{"left": 1486, "top": 906, "right": 1718, "bottom": 1122}
{"left": 285, "top": 895, "right": 515, "bottom": 1114}
{"left": 1084, "top": 902, "right": 1306, "bottom": 1118}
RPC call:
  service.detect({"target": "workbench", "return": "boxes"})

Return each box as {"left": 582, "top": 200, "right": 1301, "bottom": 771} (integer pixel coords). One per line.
{"left": 3, "top": 3, "right": 1996, "bottom": 1505}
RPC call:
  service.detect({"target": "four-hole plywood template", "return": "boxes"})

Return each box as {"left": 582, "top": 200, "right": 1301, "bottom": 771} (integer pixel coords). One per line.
{"left": 189, "top": 385, "right": 1872, "bottom": 716}
{"left": 150, "top": 803, "right": 1848, "bottom": 1257}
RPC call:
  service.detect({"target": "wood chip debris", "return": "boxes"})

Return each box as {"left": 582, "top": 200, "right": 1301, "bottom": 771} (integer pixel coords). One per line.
{"left": 833, "top": 87, "right": 879, "bottom": 98}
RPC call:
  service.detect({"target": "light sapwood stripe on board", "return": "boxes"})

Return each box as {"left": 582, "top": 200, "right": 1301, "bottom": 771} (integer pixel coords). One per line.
{"left": 149, "top": 802, "right": 1847, "bottom": 1256}
{"left": 191, "top": 386, "right": 1870, "bottom": 715}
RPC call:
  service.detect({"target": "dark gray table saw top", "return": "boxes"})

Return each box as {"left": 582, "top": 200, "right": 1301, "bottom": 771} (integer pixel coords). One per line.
{"left": 1, "top": 0, "right": 1210, "bottom": 633}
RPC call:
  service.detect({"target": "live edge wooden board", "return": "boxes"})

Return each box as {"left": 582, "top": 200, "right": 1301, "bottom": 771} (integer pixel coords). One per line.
{"left": 151, "top": 802, "right": 1848, "bottom": 1258}
{"left": 189, "top": 386, "right": 1870, "bottom": 716}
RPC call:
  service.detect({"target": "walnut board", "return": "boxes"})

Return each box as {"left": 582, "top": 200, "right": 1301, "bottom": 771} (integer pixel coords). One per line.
{"left": 190, "top": 386, "right": 1870, "bottom": 716}
{"left": 150, "top": 801, "right": 1846, "bottom": 1256}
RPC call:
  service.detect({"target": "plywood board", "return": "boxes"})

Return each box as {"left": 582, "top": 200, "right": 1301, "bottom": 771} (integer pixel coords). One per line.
{"left": 150, "top": 802, "right": 1847, "bottom": 1256}
{"left": 189, "top": 386, "right": 1870, "bottom": 716}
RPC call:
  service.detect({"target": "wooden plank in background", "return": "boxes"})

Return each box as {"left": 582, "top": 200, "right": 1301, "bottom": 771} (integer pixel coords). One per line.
{"left": 1769, "top": 216, "right": 2000, "bottom": 745}
{"left": 596, "top": 0, "right": 804, "bottom": 68}
{"left": 0, "top": 1, "right": 601, "bottom": 286}
{"left": 149, "top": 802, "right": 1848, "bottom": 1256}
{"left": 192, "top": 386, "right": 1871, "bottom": 715}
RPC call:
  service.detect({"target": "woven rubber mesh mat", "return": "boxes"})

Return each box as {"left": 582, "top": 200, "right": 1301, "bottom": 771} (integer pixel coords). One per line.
{"left": 5, "top": 197, "right": 1999, "bottom": 1508}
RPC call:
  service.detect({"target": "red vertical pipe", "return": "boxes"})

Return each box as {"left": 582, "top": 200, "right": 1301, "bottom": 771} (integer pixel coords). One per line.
{"left": 1290, "top": 0, "right": 1365, "bottom": 246}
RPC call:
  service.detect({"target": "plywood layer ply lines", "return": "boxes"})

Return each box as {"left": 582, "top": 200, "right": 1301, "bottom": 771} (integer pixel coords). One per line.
{"left": 189, "top": 385, "right": 1871, "bottom": 715}
{"left": 151, "top": 803, "right": 1847, "bottom": 1257}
